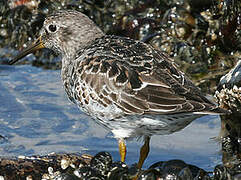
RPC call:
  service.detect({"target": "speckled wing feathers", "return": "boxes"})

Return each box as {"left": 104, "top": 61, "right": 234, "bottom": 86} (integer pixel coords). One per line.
{"left": 65, "top": 35, "right": 221, "bottom": 117}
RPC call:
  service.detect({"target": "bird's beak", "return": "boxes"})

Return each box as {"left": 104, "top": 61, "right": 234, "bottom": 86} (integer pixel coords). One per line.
{"left": 9, "top": 36, "right": 45, "bottom": 65}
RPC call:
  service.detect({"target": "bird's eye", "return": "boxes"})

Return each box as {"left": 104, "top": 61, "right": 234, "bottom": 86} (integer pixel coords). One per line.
{"left": 48, "top": 24, "right": 57, "bottom": 33}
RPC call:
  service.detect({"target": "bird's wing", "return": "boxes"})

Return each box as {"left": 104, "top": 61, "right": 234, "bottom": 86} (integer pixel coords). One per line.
{"left": 73, "top": 36, "right": 221, "bottom": 115}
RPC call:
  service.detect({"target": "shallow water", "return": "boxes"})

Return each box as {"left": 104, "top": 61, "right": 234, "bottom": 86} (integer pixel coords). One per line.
{"left": 0, "top": 64, "right": 222, "bottom": 171}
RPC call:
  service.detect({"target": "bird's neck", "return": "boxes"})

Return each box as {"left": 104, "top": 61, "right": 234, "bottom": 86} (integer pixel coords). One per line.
{"left": 61, "top": 29, "right": 104, "bottom": 66}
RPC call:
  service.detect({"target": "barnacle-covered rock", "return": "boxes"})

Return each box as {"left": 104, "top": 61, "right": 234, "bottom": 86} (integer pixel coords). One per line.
{"left": 214, "top": 57, "right": 241, "bottom": 179}
{"left": 4, "top": 150, "right": 241, "bottom": 179}
{"left": 216, "top": 59, "right": 241, "bottom": 113}
{"left": 0, "top": 153, "right": 91, "bottom": 180}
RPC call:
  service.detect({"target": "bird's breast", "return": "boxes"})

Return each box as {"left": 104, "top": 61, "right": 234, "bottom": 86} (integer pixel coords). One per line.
{"left": 61, "top": 63, "right": 125, "bottom": 121}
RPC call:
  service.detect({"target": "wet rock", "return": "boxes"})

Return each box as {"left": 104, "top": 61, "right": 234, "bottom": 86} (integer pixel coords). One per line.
{"left": 213, "top": 164, "right": 229, "bottom": 180}
{"left": 90, "top": 151, "right": 113, "bottom": 176}
{"left": 107, "top": 161, "right": 129, "bottom": 180}
{"left": 234, "top": 173, "right": 241, "bottom": 180}
{"left": 140, "top": 159, "right": 210, "bottom": 179}
{"left": 75, "top": 166, "right": 105, "bottom": 180}
{"left": 178, "top": 167, "right": 193, "bottom": 179}
{"left": 137, "top": 168, "right": 162, "bottom": 180}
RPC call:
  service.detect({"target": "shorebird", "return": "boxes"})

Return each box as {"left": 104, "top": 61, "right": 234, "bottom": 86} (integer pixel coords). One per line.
{"left": 9, "top": 10, "right": 228, "bottom": 169}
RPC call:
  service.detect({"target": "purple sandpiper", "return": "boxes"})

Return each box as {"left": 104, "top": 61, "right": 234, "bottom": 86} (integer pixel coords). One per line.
{"left": 9, "top": 10, "right": 228, "bottom": 169}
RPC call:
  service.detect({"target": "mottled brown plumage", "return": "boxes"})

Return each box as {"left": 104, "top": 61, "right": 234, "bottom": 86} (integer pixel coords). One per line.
{"left": 10, "top": 10, "right": 228, "bottom": 168}
{"left": 65, "top": 35, "right": 222, "bottom": 116}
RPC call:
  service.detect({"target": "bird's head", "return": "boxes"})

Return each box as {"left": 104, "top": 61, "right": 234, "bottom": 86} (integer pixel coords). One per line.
{"left": 9, "top": 10, "right": 104, "bottom": 65}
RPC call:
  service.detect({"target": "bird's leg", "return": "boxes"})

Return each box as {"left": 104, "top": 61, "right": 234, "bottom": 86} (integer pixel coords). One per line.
{"left": 118, "top": 138, "right": 126, "bottom": 162}
{"left": 137, "top": 136, "right": 150, "bottom": 169}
